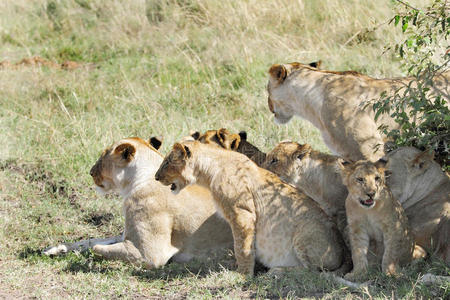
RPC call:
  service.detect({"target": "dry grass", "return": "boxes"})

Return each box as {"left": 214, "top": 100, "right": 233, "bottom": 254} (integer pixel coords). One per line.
{"left": 0, "top": 0, "right": 448, "bottom": 298}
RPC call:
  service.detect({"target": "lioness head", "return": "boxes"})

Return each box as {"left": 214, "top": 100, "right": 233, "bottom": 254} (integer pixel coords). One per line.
{"left": 339, "top": 159, "right": 388, "bottom": 209}
{"left": 189, "top": 128, "right": 266, "bottom": 166}
{"left": 263, "top": 141, "right": 312, "bottom": 182}
{"left": 267, "top": 61, "right": 321, "bottom": 124}
{"left": 155, "top": 141, "right": 196, "bottom": 195}
{"left": 90, "top": 136, "right": 162, "bottom": 194}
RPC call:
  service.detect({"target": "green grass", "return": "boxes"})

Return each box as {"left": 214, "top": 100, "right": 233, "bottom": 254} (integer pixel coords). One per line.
{"left": 0, "top": 0, "right": 448, "bottom": 298}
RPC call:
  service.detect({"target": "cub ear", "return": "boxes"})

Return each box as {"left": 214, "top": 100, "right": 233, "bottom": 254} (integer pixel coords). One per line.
{"left": 228, "top": 134, "right": 241, "bottom": 151}
{"left": 238, "top": 131, "right": 247, "bottom": 141}
{"left": 411, "top": 150, "right": 434, "bottom": 169}
{"left": 375, "top": 158, "right": 388, "bottom": 170}
{"left": 292, "top": 144, "right": 311, "bottom": 160}
{"left": 336, "top": 158, "right": 353, "bottom": 171}
{"left": 114, "top": 143, "right": 136, "bottom": 162}
{"left": 217, "top": 128, "right": 240, "bottom": 150}
{"left": 269, "top": 64, "right": 287, "bottom": 83}
{"left": 149, "top": 136, "right": 163, "bottom": 150}
{"left": 190, "top": 131, "right": 201, "bottom": 140}
{"left": 216, "top": 128, "right": 229, "bottom": 146}
{"left": 309, "top": 60, "right": 322, "bottom": 69}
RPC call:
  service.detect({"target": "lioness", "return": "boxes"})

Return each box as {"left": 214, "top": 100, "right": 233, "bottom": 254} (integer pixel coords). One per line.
{"left": 340, "top": 159, "right": 414, "bottom": 281}
{"left": 155, "top": 141, "right": 349, "bottom": 276}
{"left": 267, "top": 61, "right": 450, "bottom": 161}
{"left": 190, "top": 128, "right": 266, "bottom": 166}
{"left": 45, "top": 137, "right": 233, "bottom": 267}
{"left": 264, "top": 142, "right": 449, "bottom": 264}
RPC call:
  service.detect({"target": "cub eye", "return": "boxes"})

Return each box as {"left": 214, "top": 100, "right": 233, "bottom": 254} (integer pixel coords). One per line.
{"left": 375, "top": 176, "right": 381, "bottom": 181}
{"left": 356, "top": 177, "right": 364, "bottom": 183}
{"left": 270, "top": 158, "right": 278, "bottom": 165}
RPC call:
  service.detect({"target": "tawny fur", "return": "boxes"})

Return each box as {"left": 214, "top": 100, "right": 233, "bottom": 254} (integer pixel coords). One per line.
{"left": 267, "top": 62, "right": 450, "bottom": 161}
{"left": 155, "top": 141, "right": 349, "bottom": 276}
{"left": 47, "top": 137, "right": 233, "bottom": 267}
{"left": 340, "top": 160, "right": 414, "bottom": 281}
{"left": 264, "top": 143, "right": 449, "bottom": 265}
{"left": 190, "top": 128, "right": 266, "bottom": 167}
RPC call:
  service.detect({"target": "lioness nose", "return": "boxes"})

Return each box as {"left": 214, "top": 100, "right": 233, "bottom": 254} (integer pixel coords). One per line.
{"left": 155, "top": 172, "right": 160, "bottom": 181}
{"left": 367, "top": 192, "right": 375, "bottom": 198}
{"left": 89, "top": 167, "right": 95, "bottom": 177}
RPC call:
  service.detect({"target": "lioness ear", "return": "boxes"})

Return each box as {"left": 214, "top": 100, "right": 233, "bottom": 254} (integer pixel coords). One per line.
{"left": 269, "top": 64, "right": 287, "bottom": 83}
{"left": 411, "top": 150, "right": 434, "bottom": 169}
{"left": 190, "top": 131, "right": 200, "bottom": 140}
{"left": 309, "top": 61, "right": 322, "bottom": 69}
{"left": 184, "top": 145, "right": 191, "bottom": 158}
{"left": 173, "top": 143, "right": 186, "bottom": 159}
{"left": 238, "top": 131, "right": 247, "bottom": 141}
{"left": 115, "top": 143, "right": 136, "bottom": 162}
{"left": 149, "top": 136, "right": 163, "bottom": 150}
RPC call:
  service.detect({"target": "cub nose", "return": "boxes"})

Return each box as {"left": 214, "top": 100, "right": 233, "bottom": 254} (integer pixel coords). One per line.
{"left": 89, "top": 167, "right": 95, "bottom": 177}
{"left": 155, "top": 172, "right": 160, "bottom": 181}
{"left": 366, "top": 192, "right": 375, "bottom": 198}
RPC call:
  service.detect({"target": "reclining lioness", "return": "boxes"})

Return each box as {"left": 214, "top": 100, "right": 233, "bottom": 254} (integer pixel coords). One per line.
{"left": 155, "top": 141, "right": 349, "bottom": 276}
{"left": 264, "top": 142, "right": 449, "bottom": 264}
{"left": 45, "top": 137, "right": 233, "bottom": 267}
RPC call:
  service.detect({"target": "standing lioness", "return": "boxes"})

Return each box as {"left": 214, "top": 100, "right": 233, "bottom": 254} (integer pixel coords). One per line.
{"left": 155, "top": 141, "right": 349, "bottom": 276}
{"left": 267, "top": 61, "right": 449, "bottom": 161}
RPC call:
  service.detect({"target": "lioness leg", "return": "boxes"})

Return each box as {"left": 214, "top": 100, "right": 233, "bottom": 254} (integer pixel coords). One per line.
{"left": 43, "top": 234, "right": 123, "bottom": 256}
{"left": 93, "top": 240, "right": 144, "bottom": 266}
{"left": 228, "top": 208, "right": 256, "bottom": 276}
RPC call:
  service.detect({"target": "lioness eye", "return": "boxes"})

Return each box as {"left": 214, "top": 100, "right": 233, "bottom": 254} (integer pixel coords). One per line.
{"left": 357, "top": 177, "right": 364, "bottom": 183}
{"left": 270, "top": 158, "right": 278, "bottom": 165}
{"left": 375, "top": 176, "right": 381, "bottom": 181}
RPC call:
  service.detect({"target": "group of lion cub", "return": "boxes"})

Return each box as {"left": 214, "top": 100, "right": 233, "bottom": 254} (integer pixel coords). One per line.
{"left": 45, "top": 61, "right": 449, "bottom": 282}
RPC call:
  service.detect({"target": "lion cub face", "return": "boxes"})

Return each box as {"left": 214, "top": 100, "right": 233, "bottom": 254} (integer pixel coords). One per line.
{"left": 263, "top": 142, "right": 312, "bottom": 182}
{"left": 155, "top": 142, "right": 195, "bottom": 194}
{"left": 90, "top": 137, "right": 162, "bottom": 194}
{"left": 340, "top": 160, "right": 387, "bottom": 209}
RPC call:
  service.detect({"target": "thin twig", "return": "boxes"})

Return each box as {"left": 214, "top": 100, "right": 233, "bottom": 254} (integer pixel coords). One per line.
{"left": 394, "top": 0, "right": 440, "bottom": 19}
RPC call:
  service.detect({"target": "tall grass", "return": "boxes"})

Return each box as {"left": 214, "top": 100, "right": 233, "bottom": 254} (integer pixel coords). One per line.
{"left": 1, "top": 0, "right": 447, "bottom": 298}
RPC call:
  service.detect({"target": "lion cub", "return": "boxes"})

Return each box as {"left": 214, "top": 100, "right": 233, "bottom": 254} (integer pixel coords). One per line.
{"left": 155, "top": 141, "right": 348, "bottom": 276}
{"left": 340, "top": 159, "right": 414, "bottom": 281}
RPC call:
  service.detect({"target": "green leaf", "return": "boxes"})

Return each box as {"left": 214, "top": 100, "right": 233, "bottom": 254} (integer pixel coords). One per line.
{"left": 402, "top": 22, "right": 409, "bottom": 32}
{"left": 394, "top": 15, "right": 400, "bottom": 26}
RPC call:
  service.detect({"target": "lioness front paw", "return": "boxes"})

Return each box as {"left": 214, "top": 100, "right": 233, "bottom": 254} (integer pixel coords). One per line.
{"left": 344, "top": 271, "right": 367, "bottom": 282}
{"left": 236, "top": 266, "right": 254, "bottom": 277}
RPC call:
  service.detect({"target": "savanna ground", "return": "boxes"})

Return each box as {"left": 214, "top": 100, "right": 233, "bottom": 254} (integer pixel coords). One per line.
{"left": 0, "top": 0, "right": 448, "bottom": 298}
